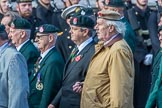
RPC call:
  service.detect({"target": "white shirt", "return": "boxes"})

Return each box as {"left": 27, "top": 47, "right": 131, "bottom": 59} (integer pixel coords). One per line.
{"left": 16, "top": 39, "right": 30, "bottom": 51}
{"left": 40, "top": 46, "right": 55, "bottom": 63}
{"left": 77, "top": 37, "right": 93, "bottom": 55}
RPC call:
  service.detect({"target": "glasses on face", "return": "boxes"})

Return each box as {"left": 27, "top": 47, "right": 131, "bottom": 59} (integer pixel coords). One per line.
{"left": 34, "top": 34, "right": 49, "bottom": 42}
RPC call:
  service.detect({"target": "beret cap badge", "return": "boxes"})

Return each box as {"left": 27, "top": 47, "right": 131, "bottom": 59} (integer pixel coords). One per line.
{"left": 39, "top": 26, "right": 44, "bottom": 33}
{"left": 73, "top": 18, "right": 78, "bottom": 25}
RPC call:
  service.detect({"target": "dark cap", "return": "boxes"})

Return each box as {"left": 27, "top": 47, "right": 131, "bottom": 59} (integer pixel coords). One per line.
{"left": 61, "top": 4, "right": 86, "bottom": 19}
{"left": 10, "top": 18, "right": 32, "bottom": 29}
{"left": 16, "top": 0, "right": 32, "bottom": 3}
{"left": 103, "top": 0, "right": 125, "bottom": 7}
{"left": 70, "top": 15, "right": 95, "bottom": 29}
{"left": 97, "top": 10, "right": 121, "bottom": 21}
{"left": 0, "top": 24, "right": 6, "bottom": 33}
{"left": 36, "top": 24, "right": 59, "bottom": 34}
{"left": 71, "top": 8, "right": 94, "bottom": 17}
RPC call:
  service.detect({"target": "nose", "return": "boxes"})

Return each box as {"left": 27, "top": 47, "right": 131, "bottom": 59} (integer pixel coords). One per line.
{"left": 34, "top": 36, "right": 38, "bottom": 42}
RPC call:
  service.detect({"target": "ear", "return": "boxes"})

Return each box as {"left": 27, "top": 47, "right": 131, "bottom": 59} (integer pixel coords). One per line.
{"left": 16, "top": 4, "right": 19, "bottom": 12}
{"left": 48, "top": 34, "right": 54, "bottom": 42}
{"left": 109, "top": 25, "right": 115, "bottom": 33}
{"left": 20, "top": 30, "right": 26, "bottom": 38}
{"left": 82, "top": 29, "right": 89, "bottom": 37}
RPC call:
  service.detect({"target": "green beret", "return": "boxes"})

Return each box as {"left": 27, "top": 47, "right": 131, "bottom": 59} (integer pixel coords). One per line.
{"left": 158, "top": 25, "right": 162, "bottom": 32}
{"left": 10, "top": 18, "right": 32, "bottom": 29}
{"left": 61, "top": 4, "right": 86, "bottom": 19}
{"left": 0, "top": 24, "right": 6, "bottom": 33}
{"left": 103, "top": 0, "right": 125, "bottom": 7}
{"left": 16, "top": 0, "right": 32, "bottom": 3}
{"left": 98, "top": 10, "right": 121, "bottom": 21}
{"left": 70, "top": 15, "right": 95, "bottom": 29}
{"left": 36, "top": 24, "right": 59, "bottom": 34}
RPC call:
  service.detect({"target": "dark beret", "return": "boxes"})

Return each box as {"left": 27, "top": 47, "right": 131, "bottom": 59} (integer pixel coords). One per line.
{"left": 10, "top": 18, "right": 32, "bottom": 29}
{"left": 16, "top": 0, "right": 32, "bottom": 3}
{"left": 36, "top": 24, "right": 59, "bottom": 34}
{"left": 70, "top": 15, "right": 95, "bottom": 29}
{"left": 71, "top": 8, "right": 94, "bottom": 17}
{"left": 103, "top": 0, "right": 125, "bottom": 7}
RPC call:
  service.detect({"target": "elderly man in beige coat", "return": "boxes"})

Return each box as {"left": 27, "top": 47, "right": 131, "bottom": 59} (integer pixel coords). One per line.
{"left": 81, "top": 10, "right": 135, "bottom": 108}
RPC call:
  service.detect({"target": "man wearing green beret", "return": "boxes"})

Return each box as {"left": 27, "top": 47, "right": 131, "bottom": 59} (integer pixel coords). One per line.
{"left": 48, "top": 15, "right": 96, "bottom": 108}
{"left": 28, "top": 24, "right": 64, "bottom": 108}
{"left": 0, "top": 24, "right": 29, "bottom": 108}
{"left": 16, "top": 0, "right": 42, "bottom": 40}
{"left": 9, "top": 18, "right": 40, "bottom": 77}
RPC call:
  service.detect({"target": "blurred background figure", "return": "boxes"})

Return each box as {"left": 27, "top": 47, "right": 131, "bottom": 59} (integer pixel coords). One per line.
{"left": 0, "top": 0, "right": 10, "bottom": 21}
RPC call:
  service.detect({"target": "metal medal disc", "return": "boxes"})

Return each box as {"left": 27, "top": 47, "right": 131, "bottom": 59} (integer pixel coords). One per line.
{"left": 36, "top": 82, "right": 43, "bottom": 90}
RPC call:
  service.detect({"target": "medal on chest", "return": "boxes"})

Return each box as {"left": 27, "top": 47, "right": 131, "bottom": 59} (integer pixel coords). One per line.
{"left": 36, "top": 73, "right": 43, "bottom": 90}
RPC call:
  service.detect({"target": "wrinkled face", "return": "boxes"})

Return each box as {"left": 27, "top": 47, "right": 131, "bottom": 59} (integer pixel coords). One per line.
{"left": 1, "top": 16, "right": 11, "bottom": 35}
{"left": 94, "top": 18, "right": 109, "bottom": 41}
{"left": 10, "top": 28, "right": 22, "bottom": 47}
{"left": 159, "top": 30, "right": 162, "bottom": 48}
{"left": 35, "top": 33, "right": 50, "bottom": 53}
{"left": 0, "top": 0, "right": 10, "bottom": 13}
{"left": 16, "top": 2, "right": 32, "bottom": 18}
{"left": 137, "top": 0, "right": 148, "bottom": 6}
{"left": 69, "top": 25, "right": 85, "bottom": 45}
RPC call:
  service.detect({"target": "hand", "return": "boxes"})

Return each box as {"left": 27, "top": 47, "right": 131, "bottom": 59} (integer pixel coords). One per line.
{"left": 143, "top": 54, "right": 153, "bottom": 66}
{"left": 48, "top": 104, "right": 55, "bottom": 108}
{"left": 72, "top": 81, "right": 83, "bottom": 94}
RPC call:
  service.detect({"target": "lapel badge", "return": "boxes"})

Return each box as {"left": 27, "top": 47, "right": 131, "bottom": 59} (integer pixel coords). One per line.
{"left": 75, "top": 55, "right": 82, "bottom": 62}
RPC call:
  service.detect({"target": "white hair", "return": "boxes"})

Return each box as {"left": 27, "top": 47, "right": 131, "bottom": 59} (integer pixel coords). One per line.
{"left": 24, "top": 29, "right": 31, "bottom": 39}
{"left": 106, "top": 20, "right": 126, "bottom": 36}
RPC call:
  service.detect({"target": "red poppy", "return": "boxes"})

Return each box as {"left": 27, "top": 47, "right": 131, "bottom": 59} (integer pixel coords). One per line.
{"left": 75, "top": 55, "right": 82, "bottom": 62}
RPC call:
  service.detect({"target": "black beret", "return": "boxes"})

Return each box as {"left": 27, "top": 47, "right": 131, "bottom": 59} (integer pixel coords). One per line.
{"left": 16, "top": 0, "right": 32, "bottom": 3}
{"left": 36, "top": 24, "right": 59, "bottom": 34}
{"left": 70, "top": 15, "right": 95, "bottom": 29}
{"left": 103, "top": 0, "right": 125, "bottom": 7}
{"left": 10, "top": 18, "right": 32, "bottom": 29}
{"left": 0, "top": 24, "right": 6, "bottom": 33}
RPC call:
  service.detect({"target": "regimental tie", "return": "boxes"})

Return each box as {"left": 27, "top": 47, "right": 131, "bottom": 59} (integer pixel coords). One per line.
{"left": 70, "top": 46, "right": 79, "bottom": 62}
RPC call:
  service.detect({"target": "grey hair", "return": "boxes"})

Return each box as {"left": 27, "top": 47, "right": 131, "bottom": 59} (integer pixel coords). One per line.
{"left": 24, "top": 29, "right": 31, "bottom": 39}
{"left": 106, "top": 20, "right": 126, "bottom": 36}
